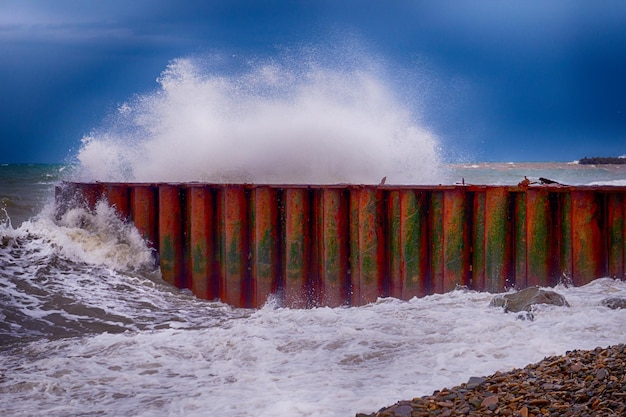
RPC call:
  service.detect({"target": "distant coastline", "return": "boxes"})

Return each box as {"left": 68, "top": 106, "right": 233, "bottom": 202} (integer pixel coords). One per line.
{"left": 578, "top": 156, "right": 626, "bottom": 165}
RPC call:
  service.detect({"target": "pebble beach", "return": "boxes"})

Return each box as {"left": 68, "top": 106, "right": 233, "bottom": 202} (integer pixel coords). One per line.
{"left": 360, "top": 344, "right": 626, "bottom": 417}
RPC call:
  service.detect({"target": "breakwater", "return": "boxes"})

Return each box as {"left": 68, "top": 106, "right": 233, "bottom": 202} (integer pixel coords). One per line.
{"left": 56, "top": 182, "right": 626, "bottom": 308}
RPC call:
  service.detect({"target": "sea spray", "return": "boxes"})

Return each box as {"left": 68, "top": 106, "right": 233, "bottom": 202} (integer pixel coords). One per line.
{"left": 75, "top": 55, "right": 443, "bottom": 184}
{"left": 40, "top": 200, "right": 156, "bottom": 272}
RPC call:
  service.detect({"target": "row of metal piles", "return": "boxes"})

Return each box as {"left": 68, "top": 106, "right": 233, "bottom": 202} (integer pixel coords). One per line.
{"left": 56, "top": 182, "right": 626, "bottom": 308}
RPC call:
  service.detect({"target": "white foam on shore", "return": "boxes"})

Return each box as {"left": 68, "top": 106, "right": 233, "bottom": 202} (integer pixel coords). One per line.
{"left": 1, "top": 276, "right": 625, "bottom": 417}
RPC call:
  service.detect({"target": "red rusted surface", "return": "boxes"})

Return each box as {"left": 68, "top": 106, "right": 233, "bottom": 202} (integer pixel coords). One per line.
{"left": 218, "top": 186, "right": 250, "bottom": 307}
{"left": 250, "top": 187, "right": 280, "bottom": 307}
{"left": 187, "top": 186, "right": 217, "bottom": 300}
{"left": 79, "top": 183, "right": 102, "bottom": 210}
{"left": 283, "top": 188, "right": 311, "bottom": 308}
{"left": 350, "top": 186, "right": 385, "bottom": 305}
{"left": 471, "top": 189, "right": 486, "bottom": 291}
{"left": 315, "top": 188, "right": 349, "bottom": 307}
{"left": 571, "top": 190, "right": 605, "bottom": 285}
{"left": 607, "top": 193, "right": 625, "bottom": 279}
{"left": 617, "top": 194, "right": 626, "bottom": 279}
{"left": 387, "top": 190, "right": 429, "bottom": 299}
{"left": 104, "top": 185, "right": 130, "bottom": 220}
{"left": 513, "top": 192, "right": 527, "bottom": 288}
{"left": 559, "top": 192, "right": 573, "bottom": 284}
{"left": 158, "top": 184, "right": 184, "bottom": 287}
{"left": 445, "top": 189, "right": 464, "bottom": 291}
{"left": 525, "top": 188, "right": 553, "bottom": 287}
{"left": 130, "top": 185, "right": 158, "bottom": 248}
{"left": 484, "top": 187, "right": 511, "bottom": 291}
{"left": 57, "top": 182, "right": 102, "bottom": 211}
{"left": 436, "top": 188, "right": 470, "bottom": 293}
{"left": 57, "top": 182, "right": 626, "bottom": 308}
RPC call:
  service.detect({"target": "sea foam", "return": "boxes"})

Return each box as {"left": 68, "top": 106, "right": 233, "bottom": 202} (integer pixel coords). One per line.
{"left": 75, "top": 55, "right": 442, "bottom": 184}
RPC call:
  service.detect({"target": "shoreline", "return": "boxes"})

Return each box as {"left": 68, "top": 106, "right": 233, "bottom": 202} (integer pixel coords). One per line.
{"left": 359, "top": 344, "right": 625, "bottom": 417}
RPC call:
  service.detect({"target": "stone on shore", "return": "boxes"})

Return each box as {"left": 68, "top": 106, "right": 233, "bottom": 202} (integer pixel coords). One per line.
{"left": 359, "top": 344, "right": 626, "bottom": 417}
{"left": 489, "top": 287, "right": 569, "bottom": 313}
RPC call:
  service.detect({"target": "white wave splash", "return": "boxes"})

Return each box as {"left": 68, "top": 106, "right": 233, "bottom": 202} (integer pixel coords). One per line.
{"left": 75, "top": 56, "right": 442, "bottom": 185}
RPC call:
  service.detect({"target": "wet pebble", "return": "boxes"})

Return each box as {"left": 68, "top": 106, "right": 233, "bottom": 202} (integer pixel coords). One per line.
{"left": 360, "top": 344, "right": 626, "bottom": 417}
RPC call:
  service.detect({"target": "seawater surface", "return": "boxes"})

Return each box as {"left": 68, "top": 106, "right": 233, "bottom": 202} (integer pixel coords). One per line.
{"left": 1, "top": 163, "right": 626, "bottom": 417}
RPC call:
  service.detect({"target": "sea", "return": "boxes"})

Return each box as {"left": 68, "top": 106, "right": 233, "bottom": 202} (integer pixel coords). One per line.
{"left": 1, "top": 162, "right": 626, "bottom": 417}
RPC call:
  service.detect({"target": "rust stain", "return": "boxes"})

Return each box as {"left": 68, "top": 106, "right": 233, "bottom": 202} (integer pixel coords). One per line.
{"left": 131, "top": 185, "right": 158, "bottom": 247}
{"left": 104, "top": 185, "right": 130, "bottom": 220}
{"left": 158, "top": 184, "right": 183, "bottom": 287}
{"left": 571, "top": 191, "right": 603, "bottom": 285}
{"left": 283, "top": 188, "right": 311, "bottom": 308}
{"left": 188, "top": 186, "right": 216, "bottom": 300}
{"left": 219, "top": 186, "right": 250, "bottom": 307}
{"left": 317, "top": 188, "right": 348, "bottom": 307}
{"left": 526, "top": 188, "right": 551, "bottom": 287}
{"left": 484, "top": 187, "right": 510, "bottom": 292}
{"left": 350, "top": 186, "right": 384, "bottom": 306}
{"left": 250, "top": 187, "right": 279, "bottom": 307}
{"left": 59, "top": 182, "right": 626, "bottom": 308}
{"left": 607, "top": 193, "right": 625, "bottom": 279}
{"left": 442, "top": 188, "right": 469, "bottom": 292}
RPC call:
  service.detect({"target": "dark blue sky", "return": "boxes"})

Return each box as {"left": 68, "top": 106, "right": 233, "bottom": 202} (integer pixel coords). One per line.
{"left": 1, "top": 0, "right": 625, "bottom": 163}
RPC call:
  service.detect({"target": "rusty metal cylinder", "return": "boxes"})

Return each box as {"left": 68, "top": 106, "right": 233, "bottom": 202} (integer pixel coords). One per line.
{"left": 104, "top": 184, "right": 130, "bottom": 220}
{"left": 131, "top": 185, "right": 158, "bottom": 247}
{"left": 350, "top": 186, "right": 385, "bottom": 305}
{"left": 187, "top": 186, "right": 217, "bottom": 300}
{"left": 158, "top": 184, "right": 184, "bottom": 287}
{"left": 570, "top": 190, "right": 604, "bottom": 285}
{"left": 525, "top": 188, "right": 553, "bottom": 287}
{"left": 283, "top": 188, "right": 311, "bottom": 308}
{"left": 250, "top": 187, "right": 280, "bottom": 307}
{"left": 316, "top": 188, "right": 349, "bottom": 307}
{"left": 387, "top": 189, "right": 429, "bottom": 299}
{"left": 607, "top": 193, "right": 625, "bottom": 279}
{"left": 218, "top": 186, "right": 250, "bottom": 307}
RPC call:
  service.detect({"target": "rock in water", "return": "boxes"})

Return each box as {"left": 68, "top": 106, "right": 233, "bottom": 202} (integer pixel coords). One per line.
{"left": 489, "top": 287, "right": 570, "bottom": 313}
{"left": 601, "top": 297, "right": 626, "bottom": 309}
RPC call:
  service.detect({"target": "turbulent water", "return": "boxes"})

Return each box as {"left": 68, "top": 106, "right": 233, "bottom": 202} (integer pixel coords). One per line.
{"left": 1, "top": 53, "right": 625, "bottom": 417}
{"left": 448, "top": 161, "right": 626, "bottom": 186}
{"left": 1, "top": 162, "right": 626, "bottom": 417}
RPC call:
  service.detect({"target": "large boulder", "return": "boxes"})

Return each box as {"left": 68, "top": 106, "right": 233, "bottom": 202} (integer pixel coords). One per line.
{"left": 489, "top": 287, "right": 570, "bottom": 313}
